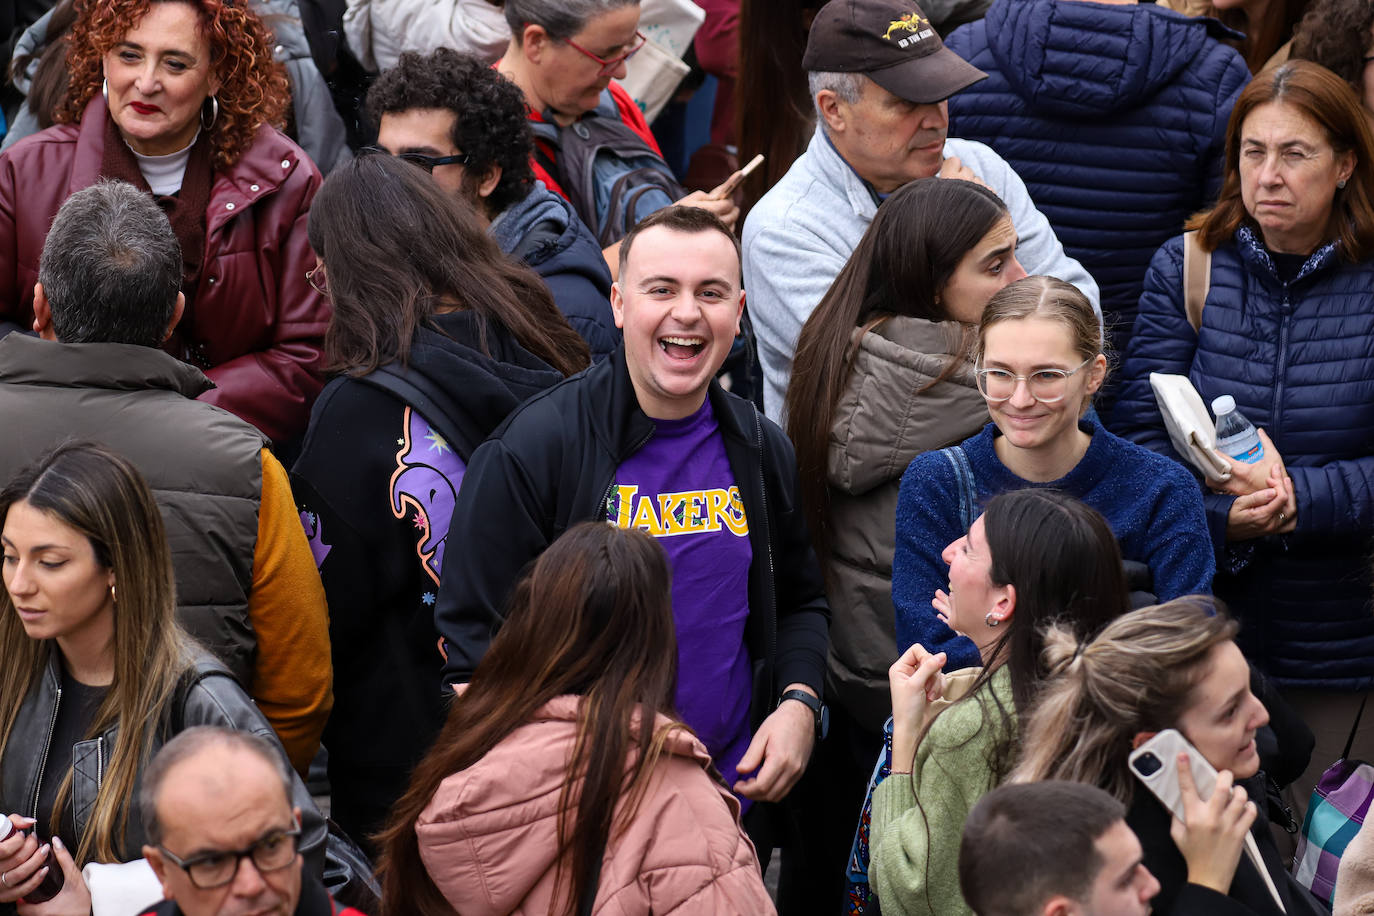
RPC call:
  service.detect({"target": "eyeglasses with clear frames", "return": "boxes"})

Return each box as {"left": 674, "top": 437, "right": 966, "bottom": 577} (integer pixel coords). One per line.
{"left": 976, "top": 356, "right": 1095, "bottom": 404}
{"left": 564, "top": 30, "right": 647, "bottom": 77}
{"left": 157, "top": 825, "right": 301, "bottom": 890}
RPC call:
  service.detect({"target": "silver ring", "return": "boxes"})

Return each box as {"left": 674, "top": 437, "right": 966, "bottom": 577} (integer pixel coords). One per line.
{"left": 1279, "top": 512, "right": 1288, "bottom": 523}
{"left": 2, "top": 871, "right": 10, "bottom": 888}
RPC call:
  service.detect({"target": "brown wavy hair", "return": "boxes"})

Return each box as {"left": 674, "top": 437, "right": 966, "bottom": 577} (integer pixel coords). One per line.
{"left": 1189, "top": 60, "right": 1374, "bottom": 261}
{"left": 1291, "top": 0, "right": 1374, "bottom": 99}
{"left": 54, "top": 0, "right": 289, "bottom": 171}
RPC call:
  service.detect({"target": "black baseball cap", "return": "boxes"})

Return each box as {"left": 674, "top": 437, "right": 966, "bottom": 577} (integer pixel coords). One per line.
{"left": 803, "top": 0, "right": 987, "bottom": 104}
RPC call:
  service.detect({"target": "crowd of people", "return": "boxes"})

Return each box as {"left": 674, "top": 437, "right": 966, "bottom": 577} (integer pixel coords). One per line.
{"left": 1, "top": 0, "right": 1374, "bottom": 912}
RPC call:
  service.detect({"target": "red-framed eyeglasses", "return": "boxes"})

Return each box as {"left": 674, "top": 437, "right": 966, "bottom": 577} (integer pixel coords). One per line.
{"left": 564, "top": 30, "right": 648, "bottom": 77}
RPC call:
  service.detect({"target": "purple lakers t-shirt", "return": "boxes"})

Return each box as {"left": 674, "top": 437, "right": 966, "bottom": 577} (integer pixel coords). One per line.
{"left": 607, "top": 397, "right": 754, "bottom": 795}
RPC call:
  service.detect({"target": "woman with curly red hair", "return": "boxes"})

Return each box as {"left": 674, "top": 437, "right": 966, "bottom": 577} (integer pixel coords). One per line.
{"left": 0, "top": 0, "right": 329, "bottom": 445}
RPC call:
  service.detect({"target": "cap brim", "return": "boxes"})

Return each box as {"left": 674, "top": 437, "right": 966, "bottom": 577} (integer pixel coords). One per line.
{"left": 867, "top": 46, "right": 987, "bottom": 104}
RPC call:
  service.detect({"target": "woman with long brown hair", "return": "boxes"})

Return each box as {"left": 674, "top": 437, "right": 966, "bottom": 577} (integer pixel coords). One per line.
{"left": 377, "top": 522, "right": 774, "bottom": 915}
{"left": 292, "top": 151, "right": 589, "bottom": 852}
{"left": 0, "top": 442, "right": 325, "bottom": 909}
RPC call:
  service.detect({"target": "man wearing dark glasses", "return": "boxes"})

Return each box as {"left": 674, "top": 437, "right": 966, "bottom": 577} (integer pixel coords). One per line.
{"left": 139, "top": 728, "right": 365, "bottom": 916}
{"left": 365, "top": 47, "right": 620, "bottom": 361}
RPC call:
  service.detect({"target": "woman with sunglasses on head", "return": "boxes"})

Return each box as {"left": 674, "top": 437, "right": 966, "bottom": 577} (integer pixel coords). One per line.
{"left": 494, "top": 0, "right": 738, "bottom": 252}
{"left": 291, "top": 152, "right": 589, "bottom": 853}
{"left": 892, "top": 276, "right": 1214, "bottom": 672}
{"left": 0, "top": 442, "right": 325, "bottom": 912}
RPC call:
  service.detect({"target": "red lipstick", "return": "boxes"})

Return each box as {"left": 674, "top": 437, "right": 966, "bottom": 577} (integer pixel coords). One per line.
{"left": 129, "top": 101, "right": 161, "bottom": 115}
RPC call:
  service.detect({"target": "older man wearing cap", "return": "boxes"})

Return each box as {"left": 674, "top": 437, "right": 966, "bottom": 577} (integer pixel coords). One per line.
{"left": 742, "top": 0, "right": 1099, "bottom": 422}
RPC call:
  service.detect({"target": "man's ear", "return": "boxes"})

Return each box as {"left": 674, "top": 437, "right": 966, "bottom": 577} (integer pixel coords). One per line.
{"left": 1041, "top": 895, "right": 1080, "bottom": 916}
{"left": 610, "top": 281, "right": 626, "bottom": 330}
{"left": 1131, "top": 731, "right": 1157, "bottom": 750}
{"left": 32, "top": 282, "right": 56, "bottom": 340}
{"left": 734, "top": 288, "right": 745, "bottom": 338}
{"left": 477, "top": 164, "right": 504, "bottom": 201}
{"left": 144, "top": 845, "right": 173, "bottom": 896}
{"left": 815, "top": 89, "right": 848, "bottom": 135}
{"left": 164, "top": 292, "right": 186, "bottom": 342}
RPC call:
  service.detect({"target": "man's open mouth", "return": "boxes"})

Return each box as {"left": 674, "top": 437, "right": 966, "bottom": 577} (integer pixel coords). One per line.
{"left": 659, "top": 335, "right": 706, "bottom": 359}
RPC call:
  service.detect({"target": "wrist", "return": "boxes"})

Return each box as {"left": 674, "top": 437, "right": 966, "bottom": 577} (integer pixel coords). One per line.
{"left": 778, "top": 687, "right": 828, "bottom": 740}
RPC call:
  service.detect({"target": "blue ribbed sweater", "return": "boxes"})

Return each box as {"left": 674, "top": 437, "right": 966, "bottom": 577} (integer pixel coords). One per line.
{"left": 892, "top": 420, "right": 1214, "bottom": 668}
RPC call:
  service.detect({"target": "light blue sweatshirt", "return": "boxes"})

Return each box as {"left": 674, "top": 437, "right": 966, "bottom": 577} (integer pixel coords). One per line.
{"left": 742, "top": 128, "right": 1101, "bottom": 422}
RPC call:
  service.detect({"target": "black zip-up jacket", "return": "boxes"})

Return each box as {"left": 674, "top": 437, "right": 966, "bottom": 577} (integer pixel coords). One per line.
{"left": 434, "top": 346, "right": 830, "bottom": 723}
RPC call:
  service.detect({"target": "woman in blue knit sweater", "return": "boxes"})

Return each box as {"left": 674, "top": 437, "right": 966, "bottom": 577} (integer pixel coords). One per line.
{"left": 892, "top": 277, "right": 1213, "bottom": 669}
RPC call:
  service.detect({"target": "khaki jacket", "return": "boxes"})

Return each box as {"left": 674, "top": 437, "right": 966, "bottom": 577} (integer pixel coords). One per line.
{"left": 825, "top": 317, "right": 987, "bottom": 733}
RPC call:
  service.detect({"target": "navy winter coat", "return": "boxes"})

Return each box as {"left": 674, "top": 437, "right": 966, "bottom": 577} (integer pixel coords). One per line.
{"left": 1112, "top": 227, "right": 1374, "bottom": 690}
{"left": 945, "top": 0, "right": 1249, "bottom": 351}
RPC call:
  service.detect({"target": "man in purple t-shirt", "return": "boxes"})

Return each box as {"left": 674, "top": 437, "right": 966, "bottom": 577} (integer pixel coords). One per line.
{"left": 436, "top": 206, "right": 830, "bottom": 830}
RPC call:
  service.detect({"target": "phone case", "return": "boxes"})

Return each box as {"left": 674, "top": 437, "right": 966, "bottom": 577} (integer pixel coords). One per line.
{"left": 1128, "top": 729, "right": 1286, "bottom": 913}
{"left": 1129, "top": 728, "right": 1219, "bottom": 823}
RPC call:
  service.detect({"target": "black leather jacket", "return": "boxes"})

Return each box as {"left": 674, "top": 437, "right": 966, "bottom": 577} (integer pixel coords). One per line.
{"left": 434, "top": 345, "right": 831, "bottom": 726}
{"left": 0, "top": 650, "right": 326, "bottom": 875}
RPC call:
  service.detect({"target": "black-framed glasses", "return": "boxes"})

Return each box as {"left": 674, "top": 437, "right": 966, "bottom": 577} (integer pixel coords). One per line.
{"left": 305, "top": 264, "right": 328, "bottom": 296}
{"left": 158, "top": 826, "right": 301, "bottom": 890}
{"left": 359, "top": 145, "right": 473, "bottom": 173}
{"left": 564, "top": 30, "right": 647, "bottom": 77}
{"left": 975, "top": 356, "right": 1095, "bottom": 404}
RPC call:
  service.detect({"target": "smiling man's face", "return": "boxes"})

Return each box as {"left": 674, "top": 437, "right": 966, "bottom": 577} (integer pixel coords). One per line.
{"left": 611, "top": 224, "right": 744, "bottom": 420}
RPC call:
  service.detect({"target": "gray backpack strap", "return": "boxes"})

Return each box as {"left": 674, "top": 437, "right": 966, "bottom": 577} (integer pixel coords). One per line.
{"left": 939, "top": 445, "right": 978, "bottom": 532}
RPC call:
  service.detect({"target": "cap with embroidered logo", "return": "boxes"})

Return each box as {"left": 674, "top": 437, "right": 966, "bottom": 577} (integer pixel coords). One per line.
{"left": 802, "top": 0, "right": 986, "bottom": 104}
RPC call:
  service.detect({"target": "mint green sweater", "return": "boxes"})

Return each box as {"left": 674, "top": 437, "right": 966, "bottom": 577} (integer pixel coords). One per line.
{"left": 869, "top": 666, "right": 1015, "bottom": 916}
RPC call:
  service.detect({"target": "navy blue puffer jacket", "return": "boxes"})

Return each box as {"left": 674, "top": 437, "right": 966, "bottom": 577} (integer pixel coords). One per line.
{"left": 1112, "top": 228, "right": 1374, "bottom": 690}
{"left": 945, "top": 0, "right": 1249, "bottom": 352}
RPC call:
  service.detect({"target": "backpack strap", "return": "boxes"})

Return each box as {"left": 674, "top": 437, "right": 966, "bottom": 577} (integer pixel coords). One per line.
{"left": 939, "top": 446, "right": 978, "bottom": 532}
{"left": 357, "top": 365, "right": 471, "bottom": 461}
{"left": 1182, "top": 230, "right": 1212, "bottom": 334}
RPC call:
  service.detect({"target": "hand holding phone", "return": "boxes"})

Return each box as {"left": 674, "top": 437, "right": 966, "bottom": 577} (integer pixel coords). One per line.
{"left": 1129, "top": 730, "right": 1281, "bottom": 910}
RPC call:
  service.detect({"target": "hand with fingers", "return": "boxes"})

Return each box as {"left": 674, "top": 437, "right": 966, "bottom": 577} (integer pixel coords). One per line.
{"left": 0, "top": 816, "right": 49, "bottom": 906}
{"left": 673, "top": 190, "right": 740, "bottom": 232}
{"left": 888, "top": 644, "right": 948, "bottom": 774}
{"left": 733, "top": 684, "right": 817, "bottom": 803}
{"left": 1216, "top": 430, "right": 1297, "bottom": 539}
{"left": 937, "top": 156, "right": 987, "bottom": 188}
{"left": 15, "top": 837, "right": 89, "bottom": 916}
{"left": 1170, "top": 756, "right": 1257, "bottom": 895}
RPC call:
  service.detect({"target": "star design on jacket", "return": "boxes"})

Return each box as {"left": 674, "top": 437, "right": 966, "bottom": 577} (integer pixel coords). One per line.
{"left": 425, "top": 430, "right": 451, "bottom": 454}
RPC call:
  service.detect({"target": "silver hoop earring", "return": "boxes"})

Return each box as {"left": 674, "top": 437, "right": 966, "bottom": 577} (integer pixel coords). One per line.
{"left": 201, "top": 95, "right": 219, "bottom": 130}
{"left": 110, "top": 584, "right": 117, "bottom": 605}
{"left": 985, "top": 612, "right": 1000, "bottom": 628}
{"left": 101, "top": 78, "right": 108, "bottom": 100}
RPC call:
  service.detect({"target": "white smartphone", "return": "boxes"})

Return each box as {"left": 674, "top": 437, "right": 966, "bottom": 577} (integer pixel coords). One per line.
{"left": 1129, "top": 729, "right": 1285, "bottom": 912}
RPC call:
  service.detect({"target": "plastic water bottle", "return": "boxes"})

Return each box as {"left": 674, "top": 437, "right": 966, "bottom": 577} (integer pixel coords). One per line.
{"left": 1212, "top": 395, "right": 1264, "bottom": 464}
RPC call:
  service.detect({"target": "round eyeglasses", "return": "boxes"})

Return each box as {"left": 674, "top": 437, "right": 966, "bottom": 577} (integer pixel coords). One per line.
{"left": 975, "top": 356, "right": 1095, "bottom": 404}
{"left": 157, "top": 826, "right": 301, "bottom": 890}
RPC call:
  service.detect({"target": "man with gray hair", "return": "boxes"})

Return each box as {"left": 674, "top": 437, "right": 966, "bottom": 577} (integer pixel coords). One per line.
{"left": 138, "top": 727, "right": 365, "bottom": 916}
{"left": 0, "top": 180, "right": 332, "bottom": 776}
{"left": 741, "top": 0, "right": 1100, "bottom": 421}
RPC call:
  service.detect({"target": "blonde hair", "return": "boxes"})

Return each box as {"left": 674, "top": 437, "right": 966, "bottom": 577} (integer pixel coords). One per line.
{"left": 1009, "top": 597, "right": 1238, "bottom": 804}
{"left": 0, "top": 443, "right": 193, "bottom": 864}
{"left": 975, "top": 276, "right": 1108, "bottom": 412}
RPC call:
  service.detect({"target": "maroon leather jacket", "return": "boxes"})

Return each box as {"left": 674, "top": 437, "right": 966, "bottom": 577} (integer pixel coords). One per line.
{"left": 0, "top": 96, "right": 329, "bottom": 443}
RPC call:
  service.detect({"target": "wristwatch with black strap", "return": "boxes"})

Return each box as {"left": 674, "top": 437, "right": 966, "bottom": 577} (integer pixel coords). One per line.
{"left": 778, "top": 688, "right": 830, "bottom": 740}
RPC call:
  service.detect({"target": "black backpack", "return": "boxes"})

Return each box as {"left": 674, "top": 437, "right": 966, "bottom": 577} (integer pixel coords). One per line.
{"left": 531, "top": 90, "right": 684, "bottom": 247}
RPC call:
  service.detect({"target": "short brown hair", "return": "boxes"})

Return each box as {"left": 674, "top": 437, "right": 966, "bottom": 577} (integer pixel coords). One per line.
{"left": 1191, "top": 60, "right": 1374, "bottom": 261}
{"left": 618, "top": 205, "right": 741, "bottom": 281}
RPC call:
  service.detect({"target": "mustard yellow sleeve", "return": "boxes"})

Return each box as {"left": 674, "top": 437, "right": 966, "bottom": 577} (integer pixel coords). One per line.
{"left": 249, "top": 448, "right": 334, "bottom": 775}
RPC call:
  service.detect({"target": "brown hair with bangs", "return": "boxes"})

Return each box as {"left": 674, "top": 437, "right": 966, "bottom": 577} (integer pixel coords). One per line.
{"left": 376, "top": 523, "right": 683, "bottom": 916}
{"left": 55, "top": 0, "right": 289, "bottom": 172}
{"left": 1190, "top": 60, "right": 1374, "bottom": 261}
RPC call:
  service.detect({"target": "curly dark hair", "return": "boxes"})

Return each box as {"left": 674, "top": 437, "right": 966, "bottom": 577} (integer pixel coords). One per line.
{"left": 55, "top": 0, "right": 289, "bottom": 172}
{"left": 1291, "top": 0, "right": 1374, "bottom": 94}
{"left": 366, "top": 48, "right": 536, "bottom": 216}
